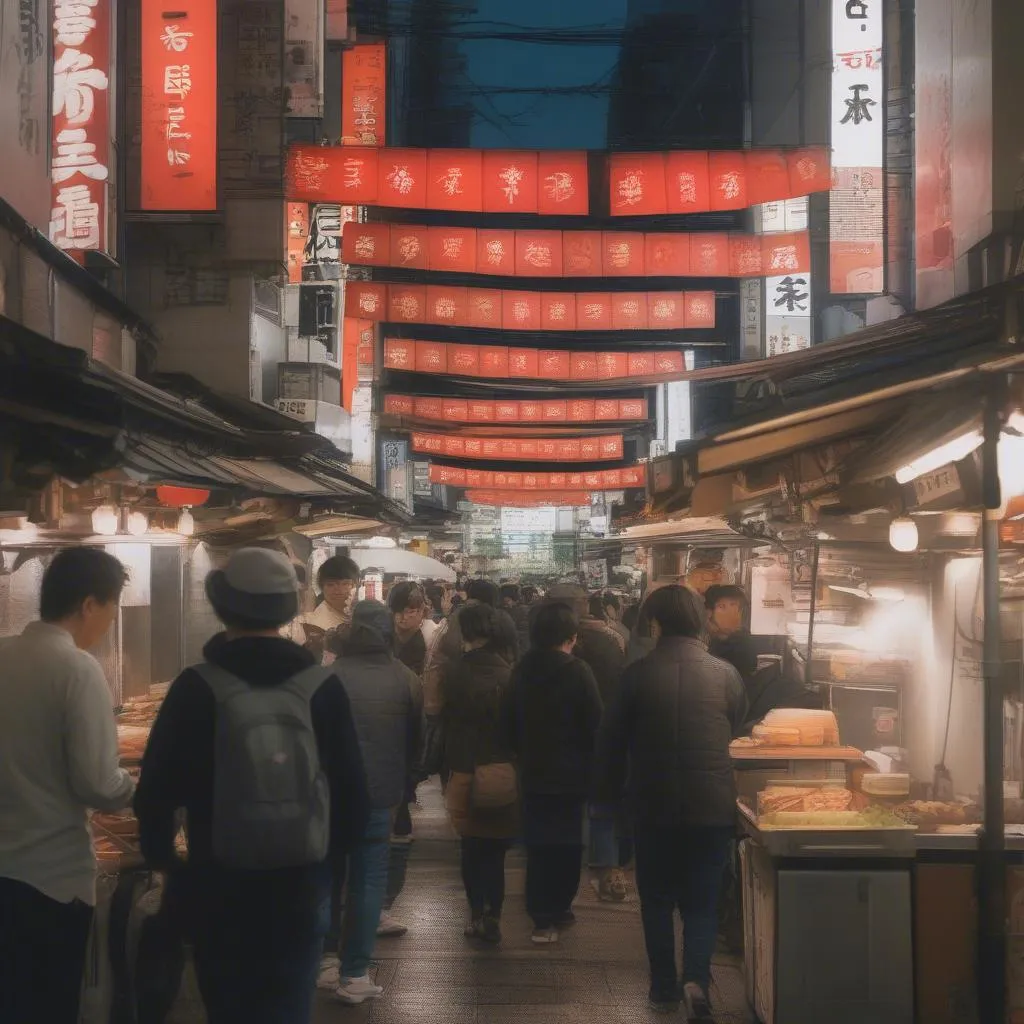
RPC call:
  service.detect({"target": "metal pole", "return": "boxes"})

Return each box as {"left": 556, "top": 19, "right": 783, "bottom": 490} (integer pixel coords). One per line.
{"left": 804, "top": 542, "right": 820, "bottom": 688}
{"left": 978, "top": 390, "right": 1006, "bottom": 1024}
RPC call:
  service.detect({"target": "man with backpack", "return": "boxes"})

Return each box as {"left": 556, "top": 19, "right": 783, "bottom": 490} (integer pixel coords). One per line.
{"left": 134, "top": 548, "right": 370, "bottom": 1024}
{"left": 319, "top": 599, "right": 423, "bottom": 1004}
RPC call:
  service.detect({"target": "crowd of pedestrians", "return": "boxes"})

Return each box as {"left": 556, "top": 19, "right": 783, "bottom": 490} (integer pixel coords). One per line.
{"left": 0, "top": 547, "right": 754, "bottom": 1024}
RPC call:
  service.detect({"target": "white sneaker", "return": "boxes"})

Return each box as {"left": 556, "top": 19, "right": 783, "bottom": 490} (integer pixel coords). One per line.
{"left": 377, "top": 913, "right": 409, "bottom": 937}
{"left": 334, "top": 975, "right": 384, "bottom": 1005}
{"left": 316, "top": 957, "right": 340, "bottom": 991}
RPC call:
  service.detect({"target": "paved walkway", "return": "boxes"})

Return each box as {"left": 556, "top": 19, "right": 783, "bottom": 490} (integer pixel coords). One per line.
{"left": 170, "top": 782, "right": 753, "bottom": 1023}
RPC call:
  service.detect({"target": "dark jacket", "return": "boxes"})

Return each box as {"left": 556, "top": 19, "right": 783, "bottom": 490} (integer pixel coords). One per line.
{"left": 335, "top": 620, "right": 424, "bottom": 809}
{"left": 440, "top": 646, "right": 518, "bottom": 839}
{"left": 709, "top": 629, "right": 759, "bottom": 682}
{"left": 575, "top": 617, "right": 626, "bottom": 707}
{"left": 440, "top": 646, "right": 514, "bottom": 776}
{"left": 135, "top": 634, "right": 370, "bottom": 878}
{"left": 423, "top": 601, "right": 519, "bottom": 715}
{"left": 501, "top": 649, "right": 603, "bottom": 797}
{"left": 394, "top": 628, "right": 427, "bottom": 677}
{"left": 595, "top": 636, "right": 747, "bottom": 828}
{"left": 506, "top": 602, "right": 531, "bottom": 655}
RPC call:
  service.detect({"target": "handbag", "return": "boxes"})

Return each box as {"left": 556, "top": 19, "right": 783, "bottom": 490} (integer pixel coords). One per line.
{"left": 470, "top": 761, "right": 518, "bottom": 810}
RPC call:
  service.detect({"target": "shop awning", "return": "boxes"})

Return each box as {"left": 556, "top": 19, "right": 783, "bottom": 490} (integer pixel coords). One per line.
{"left": 349, "top": 547, "right": 457, "bottom": 581}
{"left": 616, "top": 516, "right": 762, "bottom": 547}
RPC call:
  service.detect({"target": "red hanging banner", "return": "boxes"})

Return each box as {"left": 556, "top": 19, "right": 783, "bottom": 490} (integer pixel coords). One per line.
{"left": 412, "top": 433, "right": 624, "bottom": 462}
{"left": 341, "top": 43, "right": 386, "bottom": 146}
{"left": 429, "top": 465, "right": 646, "bottom": 490}
{"left": 788, "top": 147, "right": 832, "bottom": 197}
{"left": 762, "top": 232, "right": 812, "bottom": 276}
{"left": 377, "top": 148, "right": 429, "bottom": 208}
{"left": 140, "top": 0, "right": 218, "bottom": 212}
{"left": 537, "top": 152, "right": 590, "bottom": 215}
{"left": 348, "top": 284, "right": 709, "bottom": 330}
{"left": 707, "top": 151, "right": 750, "bottom": 211}
{"left": 609, "top": 153, "right": 668, "bottom": 215}
{"left": 665, "top": 152, "right": 711, "bottom": 214}
{"left": 426, "top": 150, "right": 484, "bottom": 212}
{"left": 383, "top": 339, "right": 692, "bottom": 381}
{"left": 343, "top": 223, "right": 810, "bottom": 278}
{"left": 746, "top": 149, "right": 791, "bottom": 206}
{"left": 482, "top": 151, "right": 540, "bottom": 213}
{"left": 341, "top": 318, "right": 360, "bottom": 411}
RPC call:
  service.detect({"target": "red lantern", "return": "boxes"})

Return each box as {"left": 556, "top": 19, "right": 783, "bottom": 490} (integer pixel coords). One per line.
{"left": 156, "top": 486, "right": 210, "bottom": 508}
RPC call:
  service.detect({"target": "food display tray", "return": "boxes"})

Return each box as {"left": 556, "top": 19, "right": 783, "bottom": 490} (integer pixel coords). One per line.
{"left": 731, "top": 744, "right": 866, "bottom": 762}
{"left": 738, "top": 803, "right": 918, "bottom": 859}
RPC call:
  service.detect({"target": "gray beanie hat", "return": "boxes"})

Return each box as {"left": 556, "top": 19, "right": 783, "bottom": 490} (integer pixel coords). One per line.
{"left": 206, "top": 548, "right": 300, "bottom": 627}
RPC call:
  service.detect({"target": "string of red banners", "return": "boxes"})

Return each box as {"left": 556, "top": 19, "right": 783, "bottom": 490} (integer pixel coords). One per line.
{"left": 343, "top": 224, "right": 810, "bottom": 279}
{"left": 347, "top": 283, "right": 715, "bottom": 331}
{"left": 467, "top": 491, "right": 593, "bottom": 507}
{"left": 608, "top": 148, "right": 830, "bottom": 216}
{"left": 429, "top": 464, "right": 646, "bottom": 489}
{"left": 384, "top": 339, "right": 685, "bottom": 380}
{"left": 412, "top": 433, "right": 624, "bottom": 462}
{"left": 384, "top": 394, "right": 648, "bottom": 424}
{"left": 287, "top": 145, "right": 830, "bottom": 215}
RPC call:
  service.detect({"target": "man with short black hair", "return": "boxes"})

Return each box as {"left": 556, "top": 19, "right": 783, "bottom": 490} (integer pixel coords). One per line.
{"left": 704, "top": 584, "right": 758, "bottom": 682}
{"left": 0, "top": 546, "right": 135, "bottom": 1023}
{"left": 596, "top": 584, "right": 747, "bottom": 1018}
{"left": 288, "top": 554, "right": 361, "bottom": 656}
{"left": 135, "top": 548, "right": 370, "bottom": 1024}
{"left": 602, "top": 592, "right": 630, "bottom": 646}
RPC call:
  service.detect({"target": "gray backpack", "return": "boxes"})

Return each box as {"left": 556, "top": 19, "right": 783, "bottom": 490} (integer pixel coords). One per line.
{"left": 196, "top": 663, "right": 332, "bottom": 870}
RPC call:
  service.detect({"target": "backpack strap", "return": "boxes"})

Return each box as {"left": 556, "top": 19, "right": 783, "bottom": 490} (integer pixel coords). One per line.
{"left": 193, "top": 663, "right": 251, "bottom": 704}
{"left": 284, "top": 664, "right": 337, "bottom": 702}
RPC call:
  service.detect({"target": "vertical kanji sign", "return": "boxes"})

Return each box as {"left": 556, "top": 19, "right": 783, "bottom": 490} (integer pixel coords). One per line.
{"left": 50, "top": 0, "right": 111, "bottom": 257}
{"left": 140, "top": 0, "right": 218, "bottom": 211}
{"left": 830, "top": 0, "right": 884, "bottom": 294}
{"left": 342, "top": 43, "right": 386, "bottom": 146}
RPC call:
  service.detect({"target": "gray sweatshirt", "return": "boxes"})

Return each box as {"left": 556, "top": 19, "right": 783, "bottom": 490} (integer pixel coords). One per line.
{"left": 0, "top": 622, "right": 135, "bottom": 905}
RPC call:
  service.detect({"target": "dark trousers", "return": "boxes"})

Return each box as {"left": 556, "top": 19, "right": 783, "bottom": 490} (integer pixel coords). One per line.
{"left": 525, "top": 844, "right": 584, "bottom": 929}
{"left": 634, "top": 825, "right": 734, "bottom": 999}
{"left": 0, "top": 877, "right": 93, "bottom": 1024}
{"left": 459, "top": 837, "right": 510, "bottom": 918}
{"left": 192, "top": 876, "right": 330, "bottom": 1024}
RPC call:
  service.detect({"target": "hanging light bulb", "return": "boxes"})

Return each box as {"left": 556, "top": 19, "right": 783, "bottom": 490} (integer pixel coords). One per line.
{"left": 889, "top": 516, "right": 919, "bottom": 553}
{"left": 91, "top": 505, "right": 118, "bottom": 536}
{"left": 126, "top": 511, "right": 149, "bottom": 537}
{"left": 177, "top": 507, "right": 195, "bottom": 537}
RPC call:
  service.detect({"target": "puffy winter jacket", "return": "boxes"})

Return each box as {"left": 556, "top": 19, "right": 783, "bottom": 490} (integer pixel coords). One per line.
{"left": 595, "top": 636, "right": 747, "bottom": 828}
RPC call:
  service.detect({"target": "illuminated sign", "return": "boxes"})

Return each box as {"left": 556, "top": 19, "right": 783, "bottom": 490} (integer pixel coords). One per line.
{"left": 430, "top": 465, "right": 646, "bottom": 489}
{"left": 383, "top": 395, "right": 648, "bottom": 424}
{"left": 140, "top": 0, "right": 218, "bottom": 211}
{"left": 50, "top": 0, "right": 111, "bottom": 256}
{"left": 342, "top": 43, "right": 385, "bottom": 146}
{"left": 411, "top": 434, "right": 624, "bottom": 463}
{"left": 830, "top": 0, "right": 884, "bottom": 294}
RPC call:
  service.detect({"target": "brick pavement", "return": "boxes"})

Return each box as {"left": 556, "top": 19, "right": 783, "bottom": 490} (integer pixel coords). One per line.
{"left": 169, "top": 782, "right": 753, "bottom": 1023}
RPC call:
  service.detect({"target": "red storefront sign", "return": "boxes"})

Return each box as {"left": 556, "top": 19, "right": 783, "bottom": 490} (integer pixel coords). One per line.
{"left": 341, "top": 224, "right": 811, "bottom": 278}
{"left": 50, "top": 0, "right": 112, "bottom": 255}
{"left": 429, "top": 465, "right": 646, "bottom": 489}
{"left": 412, "top": 434, "right": 623, "bottom": 462}
{"left": 289, "top": 146, "right": 591, "bottom": 213}
{"left": 347, "top": 285, "right": 715, "bottom": 330}
{"left": 342, "top": 43, "right": 386, "bottom": 146}
{"left": 608, "top": 146, "right": 830, "bottom": 216}
{"left": 383, "top": 339, "right": 686, "bottom": 381}
{"left": 140, "top": 0, "right": 218, "bottom": 211}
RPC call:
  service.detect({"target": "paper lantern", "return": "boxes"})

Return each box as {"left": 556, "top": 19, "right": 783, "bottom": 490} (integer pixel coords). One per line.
{"left": 156, "top": 486, "right": 210, "bottom": 508}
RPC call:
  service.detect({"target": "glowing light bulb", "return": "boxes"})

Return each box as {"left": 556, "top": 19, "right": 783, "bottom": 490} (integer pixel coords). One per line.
{"left": 889, "top": 517, "right": 919, "bottom": 553}
{"left": 177, "top": 508, "right": 195, "bottom": 537}
{"left": 91, "top": 505, "right": 118, "bottom": 536}
{"left": 126, "top": 511, "right": 149, "bottom": 537}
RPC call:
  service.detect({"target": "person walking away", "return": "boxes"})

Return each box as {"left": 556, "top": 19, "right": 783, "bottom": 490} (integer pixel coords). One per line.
{"left": 321, "top": 600, "right": 423, "bottom": 1005}
{"left": 602, "top": 592, "right": 631, "bottom": 647}
{"left": 546, "top": 583, "right": 628, "bottom": 902}
{"left": 595, "top": 585, "right": 747, "bottom": 1018}
{"left": 0, "top": 548, "right": 135, "bottom": 1024}
{"left": 287, "top": 555, "right": 360, "bottom": 661}
{"left": 440, "top": 603, "right": 518, "bottom": 944}
{"left": 501, "top": 602, "right": 602, "bottom": 945}
{"left": 134, "top": 548, "right": 370, "bottom": 1024}
{"left": 500, "top": 582, "right": 531, "bottom": 655}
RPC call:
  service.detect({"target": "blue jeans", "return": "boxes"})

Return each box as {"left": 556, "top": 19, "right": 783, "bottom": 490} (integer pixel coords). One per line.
{"left": 192, "top": 867, "right": 331, "bottom": 1024}
{"left": 634, "top": 825, "right": 734, "bottom": 999}
{"left": 340, "top": 807, "right": 393, "bottom": 977}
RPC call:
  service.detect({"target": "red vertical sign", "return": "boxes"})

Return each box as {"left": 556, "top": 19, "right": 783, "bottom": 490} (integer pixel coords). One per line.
{"left": 140, "top": 0, "right": 218, "bottom": 211}
{"left": 342, "top": 43, "right": 386, "bottom": 146}
{"left": 50, "top": 0, "right": 111, "bottom": 257}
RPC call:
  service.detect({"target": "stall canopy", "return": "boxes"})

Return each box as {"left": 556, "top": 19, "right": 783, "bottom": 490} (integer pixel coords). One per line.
{"left": 0, "top": 315, "right": 409, "bottom": 524}
{"left": 349, "top": 547, "right": 456, "bottom": 582}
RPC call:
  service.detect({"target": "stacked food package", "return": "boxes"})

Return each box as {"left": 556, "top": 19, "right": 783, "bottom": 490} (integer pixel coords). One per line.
{"left": 749, "top": 709, "right": 841, "bottom": 747}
